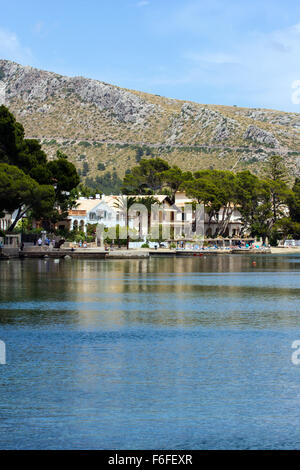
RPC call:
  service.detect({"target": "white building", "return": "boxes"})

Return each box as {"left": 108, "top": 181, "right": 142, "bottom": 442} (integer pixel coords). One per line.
{"left": 174, "top": 191, "right": 242, "bottom": 238}
{"left": 67, "top": 195, "right": 179, "bottom": 236}
{"left": 66, "top": 192, "right": 243, "bottom": 240}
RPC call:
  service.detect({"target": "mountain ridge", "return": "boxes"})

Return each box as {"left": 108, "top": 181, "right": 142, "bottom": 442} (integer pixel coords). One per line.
{"left": 1, "top": 59, "right": 300, "bottom": 186}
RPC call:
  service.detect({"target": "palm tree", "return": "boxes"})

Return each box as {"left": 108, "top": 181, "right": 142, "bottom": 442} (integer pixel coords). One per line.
{"left": 114, "top": 196, "right": 137, "bottom": 249}
{"left": 135, "top": 196, "right": 160, "bottom": 239}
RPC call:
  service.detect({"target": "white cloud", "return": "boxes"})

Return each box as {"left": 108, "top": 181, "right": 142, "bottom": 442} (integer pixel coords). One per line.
{"left": 0, "top": 28, "right": 33, "bottom": 63}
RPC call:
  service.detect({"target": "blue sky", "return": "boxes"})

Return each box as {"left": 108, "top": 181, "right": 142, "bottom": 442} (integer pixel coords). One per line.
{"left": 1, "top": 0, "right": 300, "bottom": 111}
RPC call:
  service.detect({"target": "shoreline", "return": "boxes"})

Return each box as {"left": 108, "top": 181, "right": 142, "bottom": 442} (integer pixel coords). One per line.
{"left": 271, "top": 247, "right": 300, "bottom": 254}
{"left": 1, "top": 246, "right": 300, "bottom": 260}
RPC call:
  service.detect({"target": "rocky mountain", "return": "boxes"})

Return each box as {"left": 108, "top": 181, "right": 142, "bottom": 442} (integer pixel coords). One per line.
{"left": 1, "top": 59, "right": 300, "bottom": 190}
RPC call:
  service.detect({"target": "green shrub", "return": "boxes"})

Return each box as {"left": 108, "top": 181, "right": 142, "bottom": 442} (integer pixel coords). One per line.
{"left": 97, "top": 162, "right": 105, "bottom": 171}
{"left": 82, "top": 162, "right": 89, "bottom": 176}
{"left": 78, "top": 141, "right": 92, "bottom": 148}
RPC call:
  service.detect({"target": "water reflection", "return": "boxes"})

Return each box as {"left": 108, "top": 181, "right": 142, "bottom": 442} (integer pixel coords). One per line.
{"left": 0, "top": 257, "right": 300, "bottom": 329}
{"left": 1, "top": 256, "right": 300, "bottom": 449}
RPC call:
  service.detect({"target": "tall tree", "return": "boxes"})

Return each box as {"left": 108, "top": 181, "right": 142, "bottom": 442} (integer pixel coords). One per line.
{"left": 185, "top": 170, "right": 239, "bottom": 237}
{"left": 159, "top": 166, "right": 192, "bottom": 203}
{"left": 122, "top": 158, "right": 170, "bottom": 194}
{"left": 114, "top": 196, "right": 137, "bottom": 249}
{"left": 0, "top": 163, "right": 55, "bottom": 231}
{"left": 135, "top": 195, "right": 161, "bottom": 239}
{"left": 236, "top": 171, "right": 266, "bottom": 235}
{"left": 0, "top": 106, "right": 79, "bottom": 230}
{"left": 289, "top": 178, "right": 300, "bottom": 223}
{"left": 264, "top": 155, "right": 288, "bottom": 183}
{"left": 263, "top": 155, "right": 291, "bottom": 223}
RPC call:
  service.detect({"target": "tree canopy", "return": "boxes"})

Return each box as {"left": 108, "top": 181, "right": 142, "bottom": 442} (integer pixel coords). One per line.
{"left": 0, "top": 106, "right": 79, "bottom": 231}
{"left": 121, "top": 158, "right": 170, "bottom": 194}
{"left": 2, "top": 103, "right": 300, "bottom": 246}
{"left": 120, "top": 154, "right": 300, "bottom": 243}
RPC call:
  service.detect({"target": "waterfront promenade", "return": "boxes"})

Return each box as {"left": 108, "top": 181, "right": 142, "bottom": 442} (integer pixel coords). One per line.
{"left": 1, "top": 246, "right": 275, "bottom": 259}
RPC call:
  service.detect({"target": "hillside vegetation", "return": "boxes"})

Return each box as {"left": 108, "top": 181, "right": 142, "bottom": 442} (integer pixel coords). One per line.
{"left": 1, "top": 59, "right": 300, "bottom": 192}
